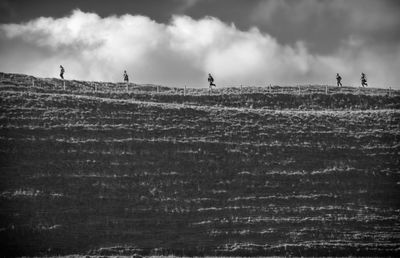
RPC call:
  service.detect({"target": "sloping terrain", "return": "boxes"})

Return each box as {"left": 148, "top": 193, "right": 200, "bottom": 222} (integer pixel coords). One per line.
{"left": 0, "top": 73, "right": 399, "bottom": 256}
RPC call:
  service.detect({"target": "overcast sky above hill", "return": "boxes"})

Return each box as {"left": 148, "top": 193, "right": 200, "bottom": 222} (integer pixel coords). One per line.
{"left": 0, "top": 0, "right": 399, "bottom": 88}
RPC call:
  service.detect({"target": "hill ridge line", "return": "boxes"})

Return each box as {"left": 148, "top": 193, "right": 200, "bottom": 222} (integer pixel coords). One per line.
{"left": 2, "top": 89, "right": 399, "bottom": 114}
{"left": 1, "top": 71, "right": 398, "bottom": 92}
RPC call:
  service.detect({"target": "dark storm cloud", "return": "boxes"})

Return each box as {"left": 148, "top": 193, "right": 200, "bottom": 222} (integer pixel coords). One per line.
{"left": 0, "top": 0, "right": 196, "bottom": 23}
{"left": 250, "top": 0, "right": 400, "bottom": 54}
{"left": 0, "top": 0, "right": 15, "bottom": 23}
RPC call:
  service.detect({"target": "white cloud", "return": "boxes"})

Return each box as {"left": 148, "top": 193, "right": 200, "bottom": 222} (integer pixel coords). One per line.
{"left": 0, "top": 9, "right": 399, "bottom": 88}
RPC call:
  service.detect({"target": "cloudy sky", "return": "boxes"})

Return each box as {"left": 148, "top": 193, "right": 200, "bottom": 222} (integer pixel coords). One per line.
{"left": 0, "top": 0, "right": 399, "bottom": 88}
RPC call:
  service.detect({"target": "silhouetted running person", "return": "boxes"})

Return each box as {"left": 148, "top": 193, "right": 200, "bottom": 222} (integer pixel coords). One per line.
{"left": 336, "top": 73, "right": 342, "bottom": 87}
{"left": 60, "top": 65, "right": 65, "bottom": 79}
{"left": 361, "top": 72, "right": 368, "bottom": 87}
{"left": 208, "top": 73, "right": 216, "bottom": 91}
{"left": 123, "top": 70, "right": 129, "bottom": 83}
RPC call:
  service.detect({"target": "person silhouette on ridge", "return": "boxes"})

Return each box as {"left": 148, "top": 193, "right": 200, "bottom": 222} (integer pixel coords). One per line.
{"left": 208, "top": 73, "right": 216, "bottom": 90}
{"left": 60, "top": 65, "right": 65, "bottom": 79}
{"left": 361, "top": 72, "right": 368, "bottom": 87}
{"left": 336, "top": 73, "right": 342, "bottom": 87}
{"left": 123, "top": 70, "right": 129, "bottom": 83}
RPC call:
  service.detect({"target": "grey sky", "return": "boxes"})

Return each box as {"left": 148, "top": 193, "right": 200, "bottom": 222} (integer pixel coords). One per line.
{"left": 0, "top": 0, "right": 399, "bottom": 88}
{"left": 2, "top": 0, "right": 399, "bottom": 53}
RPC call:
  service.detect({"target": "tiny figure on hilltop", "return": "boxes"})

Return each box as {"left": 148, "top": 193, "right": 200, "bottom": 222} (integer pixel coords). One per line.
{"left": 208, "top": 73, "right": 216, "bottom": 92}
{"left": 60, "top": 65, "right": 65, "bottom": 79}
{"left": 123, "top": 70, "right": 129, "bottom": 83}
{"left": 336, "top": 73, "right": 342, "bottom": 87}
{"left": 361, "top": 72, "right": 368, "bottom": 87}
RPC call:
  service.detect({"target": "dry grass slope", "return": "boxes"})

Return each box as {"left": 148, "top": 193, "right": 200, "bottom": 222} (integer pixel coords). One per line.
{"left": 0, "top": 72, "right": 399, "bottom": 257}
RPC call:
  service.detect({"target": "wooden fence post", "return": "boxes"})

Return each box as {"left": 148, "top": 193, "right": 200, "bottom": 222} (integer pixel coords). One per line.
{"left": 157, "top": 85, "right": 160, "bottom": 93}
{"left": 298, "top": 85, "right": 300, "bottom": 95}
{"left": 269, "top": 84, "right": 271, "bottom": 93}
{"left": 32, "top": 79, "right": 35, "bottom": 87}
{"left": 325, "top": 85, "right": 328, "bottom": 94}
{"left": 63, "top": 81, "right": 66, "bottom": 90}
{"left": 184, "top": 85, "right": 186, "bottom": 96}
{"left": 240, "top": 84, "right": 243, "bottom": 95}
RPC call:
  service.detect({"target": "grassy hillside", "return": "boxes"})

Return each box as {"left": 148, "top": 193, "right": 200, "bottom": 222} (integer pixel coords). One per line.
{"left": 1, "top": 72, "right": 399, "bottom": 110}
{"left": 0, "top": 72, "right": 399, "bottom": 256}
